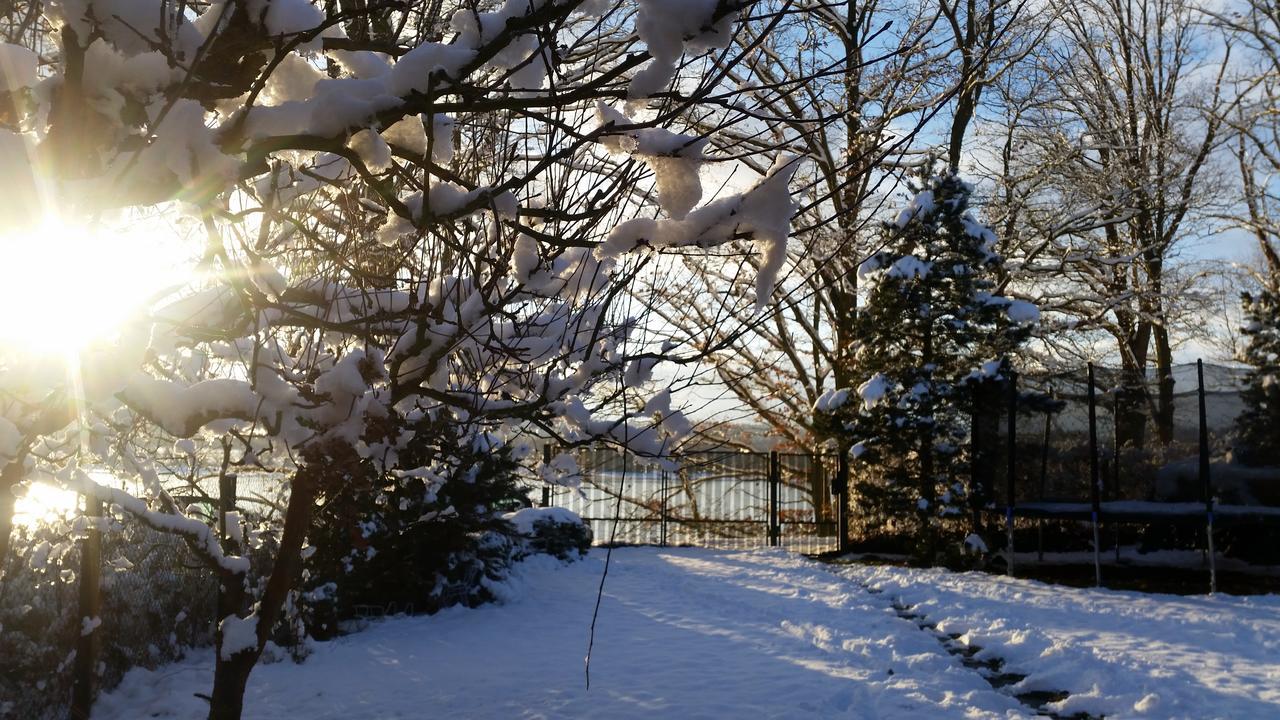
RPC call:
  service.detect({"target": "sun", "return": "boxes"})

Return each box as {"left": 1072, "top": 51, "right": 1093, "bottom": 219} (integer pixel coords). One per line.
{"left": 0, "top": 214, "right": 195, "bottom": 355}
{"left": 12, "top": 480, "right": 79, "bottom": 528}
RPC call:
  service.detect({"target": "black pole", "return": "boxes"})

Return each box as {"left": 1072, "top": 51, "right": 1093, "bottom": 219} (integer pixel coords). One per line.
{"left": 1113, "top": 384, "right": 1122, "bottom": 562}
{"left": 836, "top": 452, "right": 850, "bottom": 554}
{"left": 216, "top": 472, "right": 242, "bottom": 636}
{"left": 660, "top": 468, "right": 668, "bottom": 547}
{"left": 70, "top": 495, "right": 103, "bottom": 720}
{"left": 1038, "top": 390, "right": 1052, "bottom": 562}
{"left": 218, "top": 472, "right": 238, "bottom": 549}
{"left": 971, "top": 384, "right": 983, "bottom": 534}
{"left": 1112, "top": 388, "right": 1121, "bottom": 500}
{"left": 541, "top": 444, "right": 552, "bottom": 508}
{"left": 768, "top": 451, "right": 780, "bottom": 547}
{"left": 1006, "top": 367, "right": 1017, "bottom": 576}
{"left": 1088, "top": 363, "right": 1102, "bottom": 587}
{"left": 1198, "top": 360, "right": 1216, "bottom": 593}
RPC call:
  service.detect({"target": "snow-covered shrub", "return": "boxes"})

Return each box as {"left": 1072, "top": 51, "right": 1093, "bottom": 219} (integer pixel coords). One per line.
{"left": 0, "top": 523, "right": 79, "bottom": 720}
{"left": 300, "top": 437, "right": 593, "bottom": 638}
{"left": 506, "top": 507, "right": 592, "bottom": 561}
{"left": 96, "top": 521, "right": 219, "bottom": 688}
{"left": 0, "top": 515, "right": 219, "bottom": 719}
{"left": 299, "top": 421, "right": 529, "bottom": 637}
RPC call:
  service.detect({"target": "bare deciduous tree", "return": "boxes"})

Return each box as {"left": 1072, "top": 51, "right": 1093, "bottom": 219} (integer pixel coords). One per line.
{"left": 979, "top": 0, "right": 1231, "bottom": 447}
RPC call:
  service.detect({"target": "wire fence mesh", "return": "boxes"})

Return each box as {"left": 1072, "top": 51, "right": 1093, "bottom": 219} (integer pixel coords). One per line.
{"left": 978, "top": 361, "right": 1280, "bottom": 568}
{"left": 1002, "top": 362, "right": 1277, "bottom": 507}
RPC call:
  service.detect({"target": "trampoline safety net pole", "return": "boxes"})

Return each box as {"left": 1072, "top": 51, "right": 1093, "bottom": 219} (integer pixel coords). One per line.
{"left": 1198, "top": 360, "right": 1216, "bottom": 594}
{"left": 1088, "top": 363, "right": 1102, "bottom": 588}
{"left": 1006, "top": 366, "right": 1017, "bottom": 577}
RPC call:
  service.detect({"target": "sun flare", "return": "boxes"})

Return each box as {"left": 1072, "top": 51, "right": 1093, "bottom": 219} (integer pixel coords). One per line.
{"left": 11, "top": 481, "right": 80, "bottom": 528}
{"left": 0, "top": 214, "right": 195, "bottom": 355}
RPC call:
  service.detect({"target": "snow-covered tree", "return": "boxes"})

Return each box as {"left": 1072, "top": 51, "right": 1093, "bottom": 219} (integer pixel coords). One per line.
{"left": 0, "top": 1, "right": 803, "bottom": 717}
{"left": 1209, "top": 1, "right": 1280, "bottom": 466}
{"left": 817, "top": 173, "right": 1035, "bottom": 554}
{"left": 1234, "top": 289, "right": 1280, "bottom": 466}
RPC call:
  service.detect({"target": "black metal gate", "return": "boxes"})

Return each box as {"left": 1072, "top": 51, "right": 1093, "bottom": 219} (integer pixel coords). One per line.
{"left": 544, "top": 448, "right": 844, "bottom": 554}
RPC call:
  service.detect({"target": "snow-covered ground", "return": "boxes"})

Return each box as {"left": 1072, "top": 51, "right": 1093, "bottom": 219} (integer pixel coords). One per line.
{"left": 844, "top": 561, "right": 1280, "bottom": 719}
{"left": 95, "top": 548, "right": 1280, "bottom": 720}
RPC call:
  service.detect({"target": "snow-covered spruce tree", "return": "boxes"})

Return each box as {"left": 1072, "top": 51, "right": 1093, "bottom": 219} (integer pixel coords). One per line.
{"left": 1219, "top": 1, "right": 1280, "bottom": 470}
{"left": 1235, "top": 288, "right": 1280, "bottom": 467}
{"left": 0, "top": 1, "right": 802, "bottom": 718}
{"left": 818, "top": 173, "right": 1035, "bottom": 558}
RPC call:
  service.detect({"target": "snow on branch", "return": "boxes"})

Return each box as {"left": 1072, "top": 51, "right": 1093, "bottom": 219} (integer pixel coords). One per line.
{"left": 597, "top": 155, "right": 801, "bottom": 311}
{"left": 0, "top": 43, "right": 38, "bottom": 92}
{"left": 631, "top": 0, "right": 738, "bottom": 98}
{"left": 118, "top": 375, "right": 262, "bottom": 438}
{"left": 66, "top": 465, "right": 251, "bottom": 576}
{"left": 596, "top": 102, "right": 709, "bottom": 219}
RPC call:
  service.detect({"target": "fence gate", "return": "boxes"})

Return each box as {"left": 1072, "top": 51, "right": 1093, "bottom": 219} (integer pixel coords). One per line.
{"left": 545, "top": 448, "right": 841, "bottom": 554}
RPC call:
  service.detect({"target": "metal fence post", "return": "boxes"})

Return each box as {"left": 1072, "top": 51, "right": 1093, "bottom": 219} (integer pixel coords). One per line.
{"left": 970, "top": 382, "right": 987, "bottom": 535}
{"left": 219, "top": 473, "right": 238, "bottom": 550}
{"left": 1198, "top": 359, "right": 1216, "bottom": 593}
{"left": 1112, "top": 384, "right": 1122, "bottom": 563}
{"left": 660, "top": 468, "right": 668, "bottom": 548}
{"left": 836, "top": 452, "right": 850, "bottom": 554}
{"left": 541, "top": 445, "right": 552, "bottom": 508}
{"left": 1006, "top": 368, "right": 1017, "bottom": 576}
{"left": 1111, "top": 388, "right": 1121, "bottom": 500}
{"left": 216, "top": 472, "right": 243, "bottom": 634}
{"left": 1038, "top": 390, "right": 1052, "bottom": 562}
{"left": 70, "top": 495, "right": 103, "bottom": 720}
{"left": 768, "top": 451, "right": 780, "bottom": 547}
{"left": 1088, "top": 363, "right": 1102, "bottom": 588}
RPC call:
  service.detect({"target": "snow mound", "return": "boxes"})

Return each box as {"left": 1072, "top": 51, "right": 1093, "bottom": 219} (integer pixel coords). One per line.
{"left": 502, "top": 506, "right": 585, "bottom": 535}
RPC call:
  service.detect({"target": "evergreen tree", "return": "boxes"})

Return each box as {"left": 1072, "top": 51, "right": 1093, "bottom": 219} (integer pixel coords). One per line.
{"left": 822, "top": 172, "right": 1035, "bottom": 555}
{"left": 301, "top": 416, "right": 528, "bottom": 638}
{"left": 1235, "top": 288, "right": 1280, "bottom": 466}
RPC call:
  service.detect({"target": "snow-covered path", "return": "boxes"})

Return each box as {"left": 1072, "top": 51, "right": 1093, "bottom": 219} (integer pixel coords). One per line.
{"left": 95, "top": 548, "right": 1279, "bottom": 720}
{"left": 844, "top": 563, "right": 1280, "bottom": 719}
{"left": 97, "top": 549, "right": 1027, "bottom": 719}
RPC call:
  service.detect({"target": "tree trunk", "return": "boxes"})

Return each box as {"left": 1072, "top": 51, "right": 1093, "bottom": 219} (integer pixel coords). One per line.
{"left": 208, "top": 654, "right": 254, "bottom": 720}
{"left": 949, "top": 90, "right": 978, "bottom": 172}
{"left": 1115, "top": 322, "right": 1152, "bottom": 452}
{"left": 207, "top": 445, "right": 327, "bottom": 720}
{"left": 804, "top": 451, "right": 831, "bottom": 535}
{"left": 0, "top": 457, "right": 23, "bottom": 578}
{"left": 1115, "top": 363, "right": 1148, "bottom": 452}
{"left": 1153, "top": 322, "right": 1176, "bottom": 446}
